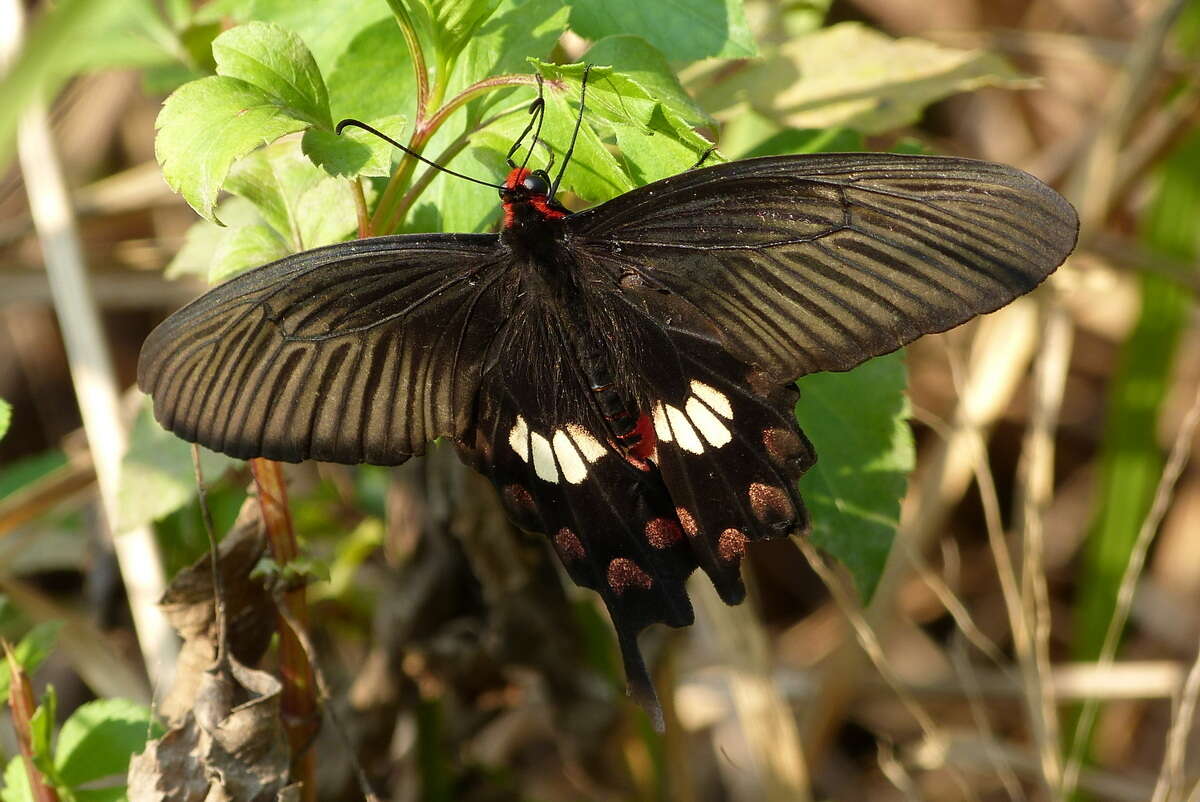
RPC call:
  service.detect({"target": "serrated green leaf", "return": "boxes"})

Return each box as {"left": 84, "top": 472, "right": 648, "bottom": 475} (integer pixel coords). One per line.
{"left": 582, "top": 36, "right": 710, "bottom": 128}
{"left": 303, "top": 114, "right": 406, "bottom": 177}
{"left": 210, "top": 222, "right": 290, "bottom": 282}
{"left": 702, "top": 22, "right": 1033, "bottom": 135}
{"left": 55, "top": 698, "right": 160, "bottom": 787}
{"left": 155, "top": 75, "right": 312, "bottom": 221}
{"left": 565, "top": 0, "right": 756, "bottom": 60}
{"left": 117, "top": 399, "right": 238, "bottom": 533}
{"left": 212, "top": 22, "right": 332, "bottom": 129}
{"left": 614, "top": 123, "right": 709, "bottom": 187}
{"left": 198, "top": 0, "right": 390, "bottom": 77}
{"left": 0, "top": 623, "right": 61, "bottom": 706}
{"left": 1, "top": 755, "right": 33, "bottom": 802}
{"left": 796, "top": 351, "right": 912, "bottom": 601}
{"left": 0, "top": 398, "right": 10, "bottom": 442}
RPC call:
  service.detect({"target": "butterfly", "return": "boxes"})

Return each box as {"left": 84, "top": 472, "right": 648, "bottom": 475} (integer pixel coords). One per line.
{"left": 138, "top": 68, "right": 1078, "bottom": 728}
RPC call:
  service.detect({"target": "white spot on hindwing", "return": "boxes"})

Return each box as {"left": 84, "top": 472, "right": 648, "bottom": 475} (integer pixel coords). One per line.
{"left": 566, "top": 424, "right": 606, "bottom": 462}
{"left": 665, "top": 404, "right": 704, "bottom": 454}
{"left": 652, "top": 380, "right": 735, "bottom": 454}
{"left": 686, "top": 397, "right": 731, "bottom": 447}
{"left": 530, "top": 432, "right": 557, "bottom": 482}
{"left": 509, "top": 416, "right": 530, "bottom": 463}
{"left": 508, "top": 419, "right": 610, "bottom": 485}
{"left": 553, "top": 430, "right": 587, "bottom": 484}
{"left": 690, "top": 380, "right": 732, "bottom": 419}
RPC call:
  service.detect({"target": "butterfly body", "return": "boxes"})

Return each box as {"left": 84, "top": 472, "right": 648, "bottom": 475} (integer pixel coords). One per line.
{"left": 140, "top": 151, "right": 1078, "bottom": 727}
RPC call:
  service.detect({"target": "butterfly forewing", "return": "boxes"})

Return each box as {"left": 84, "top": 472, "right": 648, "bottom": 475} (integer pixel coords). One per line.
{"left": 138, "top": 234, "right": 508, "bottom": 464}
{"left": 567, "top": 153, "right": 1079, "bottom": 380}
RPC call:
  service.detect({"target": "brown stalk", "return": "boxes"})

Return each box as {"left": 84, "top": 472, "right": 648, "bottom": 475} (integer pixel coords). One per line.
{"left": 4, "top": 642, "right": 59, "bottom": 802}
{"left": 250, "top": 458, "right": 318, "bottom": 802}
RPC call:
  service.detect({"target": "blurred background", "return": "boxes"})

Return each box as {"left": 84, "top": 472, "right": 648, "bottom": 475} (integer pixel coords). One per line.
{"left": 1, "top": 0, "right": 1199, "bottom": 800}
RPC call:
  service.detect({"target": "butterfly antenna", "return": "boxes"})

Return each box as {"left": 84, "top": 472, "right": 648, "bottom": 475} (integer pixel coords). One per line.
{"left": 507, "top": 75, "right": 547, "bottom": 169}
{"left": 549, "top": 64, "right": 590, "bottom": 201}
{"left": 336, "top": 118, "right": 505, "bottom": 190}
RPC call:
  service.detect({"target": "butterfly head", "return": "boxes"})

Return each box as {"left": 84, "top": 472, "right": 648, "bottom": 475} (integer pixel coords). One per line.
{"left": 501, "top": 167, "right": 568, "bottom": 228}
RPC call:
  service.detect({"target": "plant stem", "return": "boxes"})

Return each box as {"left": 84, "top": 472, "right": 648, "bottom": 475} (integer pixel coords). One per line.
{"left": 4, "top": 643, "right": 60, "bottom": 802}
{"left": 250, "top": 458, "right": 318, "bottom": 802}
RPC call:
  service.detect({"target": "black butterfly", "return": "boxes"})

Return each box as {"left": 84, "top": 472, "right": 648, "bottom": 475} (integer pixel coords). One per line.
{"left": 138, "top": 70, "right": 1078, "bottom": 728}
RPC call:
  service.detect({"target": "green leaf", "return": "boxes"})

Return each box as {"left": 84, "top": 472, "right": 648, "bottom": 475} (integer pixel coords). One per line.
{"left": 448, "top": 0, "right": 569, "bottom": 102}
{"left": 198, "top": 0, "right": 391, "bottom": 77}
{"left": 55, "top": 698, "right": 160, "bottom": 787}
{"left": 155, "top": 75, "right": 313, "bottom": 221}
{"left": 155, "top": 22, "right": 335, "bottom": 221}
{"left": 0, "top": 622, "right": 61, "bottom": 706}
{"left": 303, "top": 114, "right": 406, "bottom": 177}
{"left": 224, "top": 139, "right": 359, "bottom": 252}
{"left": 1, "top": 756, "right": 33, "bottom": 802}
{"left": 0, "top": 398, "right": 10, "bottom": 442}
{"left": 565, "top": 0, "right": 756, "bottom": 60}
{"left": 164, "top": 197, "right": 264, "bottom": 280}
{"left": 582, "top": 36, "right": 710, "bottom": 128}
{"left": 796, "top": 351, "right": 912, "bottom": 601}
{"left": 0, "top": 451, "right": 68, "bottom": 501}
{"left": 701, "top": 22, "right": 1033, "bottom": 135}
{"left": 211, "top": 22, "right": 332, "bottom": 129}
{"left": 209, "top": 222, "right": 291, "bottom": 283}
{"left": 432, "top": 0, "right": 504, "bottom": 61}
{"left": 29, "top": 687, "right": 56, "bottom": 769}
{"left": 326, "top": 19, "right": 416, "bottom": 123}
{"left": 116, "top": 399, "right": 239, "bottom": 533}
{"left": 738, "top": 128, "right": 865, "bottom": 159}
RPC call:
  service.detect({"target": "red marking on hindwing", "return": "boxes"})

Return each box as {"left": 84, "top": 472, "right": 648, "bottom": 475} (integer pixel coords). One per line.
{"left": 676, "top": 507, "right": 698, "bottom": 537}
{"left": 748, "top": 482, "right": 794, "bottom": 527}
{"left": 718, "top": 528, "right": 748, "bottom": 562}
{"left": 645, "top": 518, "right": 684, "bottom": 549}
{"left": 554, "top": 528, "right": 585, "bottom": 561}
{"left": 607, "top": 558, "right": 653, "bottom": 594}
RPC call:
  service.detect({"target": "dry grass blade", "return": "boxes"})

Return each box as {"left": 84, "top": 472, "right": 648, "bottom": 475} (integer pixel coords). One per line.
{"left": 1147, "top": 380, "right": 1200, "bottom": 802}
{"left": 1012, "top": 299, "right": 1071, "bottom": 792}
{"left": 797, "top": 538, "right": 979, "bottom": 801}
{"left": 692, "top": 577, "right": 811, "bottom": 801}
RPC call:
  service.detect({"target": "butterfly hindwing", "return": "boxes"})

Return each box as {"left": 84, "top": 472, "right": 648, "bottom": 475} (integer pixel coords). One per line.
{"left": 458, "top": 316, "right": 699, "bottom": 725}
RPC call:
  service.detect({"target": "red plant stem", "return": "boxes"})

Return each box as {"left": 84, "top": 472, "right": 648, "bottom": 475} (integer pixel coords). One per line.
{"left": 4, "top": 643, "right": 59, "bottom": 802}
{"left": 249, "top": 458, "right": 318, "bottom": 800}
